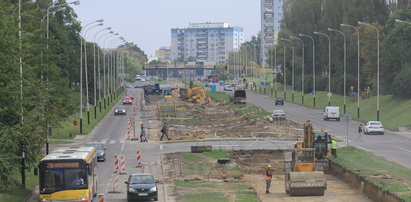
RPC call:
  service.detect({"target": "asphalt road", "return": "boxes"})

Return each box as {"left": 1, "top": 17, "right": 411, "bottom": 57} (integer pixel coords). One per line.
{"left": 245, "top": 90, "right": 411, "bottom": 169}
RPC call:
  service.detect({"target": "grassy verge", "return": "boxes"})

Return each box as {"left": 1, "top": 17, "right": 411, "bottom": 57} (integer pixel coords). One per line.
{"left": 331, "top": 147, "right": 411, "bottom": 201}
{"left": 248, "top": 82, "right": 411, "bottom": 130}
{"left": 48, "top": 140, "right": 72, "bottom": 144}
{"left": 0, "top": 157, "right": 42, "bottom": 202}
{"left": 52, "top": 92, "right": 125, "bottom": 139}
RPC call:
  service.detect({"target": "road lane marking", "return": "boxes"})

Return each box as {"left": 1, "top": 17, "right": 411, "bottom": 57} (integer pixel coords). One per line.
{"left": 101, "top": 139, "right": 107, "bottom": 144}
{"left": 109, "top": 140, "right": 116, "bottom": 144}
{"left": 399, "top": 146, "right": 411, "bottom": 153}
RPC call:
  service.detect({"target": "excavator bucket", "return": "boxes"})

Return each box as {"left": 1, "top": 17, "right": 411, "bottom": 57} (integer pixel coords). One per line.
{"left": 288, "top": 171, "right": 327, "bottom": 196}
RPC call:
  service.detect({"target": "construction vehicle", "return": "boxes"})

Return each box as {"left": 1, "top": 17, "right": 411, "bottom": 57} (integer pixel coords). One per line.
{"left": 284, "top": 120, "right": 327, "bottom": 196}
{"left": 179, "top": 86, "right": 208, "bottom": 103}
{"left": 314, "top": 130, "right": 331, "bottom": 171}
{"left": 229, "top": 90, "right": 246, "bottom": 104}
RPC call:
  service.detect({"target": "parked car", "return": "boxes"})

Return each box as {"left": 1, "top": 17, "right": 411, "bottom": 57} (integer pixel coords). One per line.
{"left": 114, "top": 105, "right": 126, "bottom": 115}
{"left": 323, "top": 106, "right": 340, "bottom": 121}
{"left": 135, "top": 83, "right": 143, "bottom": 88}
{"left": 86, "top": 142, "right": 106, "bottom": 161}
{"left": 123, "top": 97, "right": 132, "bottom": 105}
{"left": 272, "top": 109, "right": 286, "bottom": 119}
{"left": 125, "top": 173, "right": 158, "bottom": 201}
{"left": 275, "top": 97, "right": 284, "bottom": 106}
{"left": 126, "top": 84, "right": 132, "bottom": 88}
{"left": 364, "top": 121, "right": 384, "bottom": 135}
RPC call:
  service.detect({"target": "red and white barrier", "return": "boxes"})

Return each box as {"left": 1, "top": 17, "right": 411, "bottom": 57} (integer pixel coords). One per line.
{"left": 120, "top": 155, "right": 126, "bottom": 175}
{"left": 98, "top": 193, "right": 104, "bottom": 202}
{"left": 112, "top": 172, "right": 119, "bottom": 192}
{"left": 136, "top": 149, "right": 142, "bottom": 167}
{"left": 113, "top": 154, "right": 119, "bottom": 173}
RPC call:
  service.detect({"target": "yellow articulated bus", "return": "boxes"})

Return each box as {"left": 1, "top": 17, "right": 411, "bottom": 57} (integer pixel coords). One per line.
{"left": 35, "top": 147, "right": 98, "bottom": 202}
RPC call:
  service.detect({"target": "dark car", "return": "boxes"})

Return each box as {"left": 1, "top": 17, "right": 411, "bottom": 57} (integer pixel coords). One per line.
{"left": 114, "top": 105, "right": 126, "bottom": 115}
{"left": 125, "top": 173, "right": 158, "bottom": 201}
{"left": 275, "top": 97, "right": 284, "bottom": 106}
{"left": 123, "top": 97, "right": 132, "bottom": 105}
{"left": 86, "top": 142, "right": 105, "bottom": 162}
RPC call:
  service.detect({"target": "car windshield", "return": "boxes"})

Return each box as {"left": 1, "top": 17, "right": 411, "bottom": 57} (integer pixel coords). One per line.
{"left": 124, "top": 97, "right": 131, "bottom": 101}
{"left": 130, "top": 175, "right": 155, "bottom": 184}
{"left": 274, "top": 110, "right": 284, "bottom": 114}
{"left": 40, "top": 168, "right": 87, "bottom": 194}
{"left": 87, "top": 143, "right": 103, "bottom": 150}
{"left": 115, "top": 106, "right": 125, "bottom": 110}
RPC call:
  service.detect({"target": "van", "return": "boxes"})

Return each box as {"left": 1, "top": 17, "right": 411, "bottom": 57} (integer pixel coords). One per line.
{"left": 323, "top": 106, "right": 340, "bottom": 121}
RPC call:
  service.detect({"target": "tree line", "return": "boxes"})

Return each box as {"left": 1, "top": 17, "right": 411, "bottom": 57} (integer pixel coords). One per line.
{"left": 0, "top": 0, "right": 146, "bottom": 190}
{"left": 267, "top": 0, "right": 411, "bottom": 99}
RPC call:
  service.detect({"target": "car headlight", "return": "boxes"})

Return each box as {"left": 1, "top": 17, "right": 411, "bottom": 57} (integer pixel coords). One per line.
{"left": 129, "top": 188, "right": 137, "bottom": 192}
{"left": 150, "top": 186, "right": 157, "bottom": 192}
{"left": 115, "top": 110, "right": 118, "bottom": 112}
{"left": 123, "top": 110, "right": 126, "bottom": 112}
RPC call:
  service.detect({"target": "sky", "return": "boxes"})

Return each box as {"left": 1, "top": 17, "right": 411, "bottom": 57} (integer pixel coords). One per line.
{"left": 72, "top": 0, "right": 260, "bottom": 56}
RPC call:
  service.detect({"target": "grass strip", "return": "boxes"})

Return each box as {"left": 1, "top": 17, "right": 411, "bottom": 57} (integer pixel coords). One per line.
{"left": 331, "top": 147, "right": 411, "bottom": 200}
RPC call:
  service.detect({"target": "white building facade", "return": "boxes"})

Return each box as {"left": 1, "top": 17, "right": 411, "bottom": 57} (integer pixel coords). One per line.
{"left": 171, "top": 22, "right": 244, "bottom": 64}
{"left": 261, "top": 0, "right": 283, "bottom": 67}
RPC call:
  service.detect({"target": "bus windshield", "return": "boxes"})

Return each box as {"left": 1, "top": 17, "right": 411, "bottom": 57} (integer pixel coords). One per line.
{"left": 40, "top": 168, "right": 88, "bottom": 194}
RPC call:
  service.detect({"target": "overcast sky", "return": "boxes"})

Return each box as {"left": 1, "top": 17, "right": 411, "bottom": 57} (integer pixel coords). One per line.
{"left": 73, "top": 0, "right": 260, "bottom": 56}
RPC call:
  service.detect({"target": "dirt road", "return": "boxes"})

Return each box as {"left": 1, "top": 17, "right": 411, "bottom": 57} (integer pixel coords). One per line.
{"left": 244, "top": 175, "right": 372, "bottom": 202}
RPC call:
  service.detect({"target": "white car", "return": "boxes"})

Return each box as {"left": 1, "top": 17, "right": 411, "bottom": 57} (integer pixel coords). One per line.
{"left": 224, "top": 85, "right": 233, "bottom": 91}
{"left": 272, "top": 110, "right": 286, "bottom": 119}
{"left": 364, "top": 121, "right": 384, "bottom": 135}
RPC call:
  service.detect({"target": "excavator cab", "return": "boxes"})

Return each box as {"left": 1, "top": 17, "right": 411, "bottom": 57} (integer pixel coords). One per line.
{"left": 293, "top": 148, "right": 316, "bottom": 172}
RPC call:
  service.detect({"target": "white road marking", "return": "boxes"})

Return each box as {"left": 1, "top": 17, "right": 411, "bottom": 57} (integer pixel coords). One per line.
{"left": 399, "top": 146, "right": 411, "bottom": 153}
{"left": 109, "top": 140, "right": 116, "bottom": 144}
{"left": 101, "top": 139, "right": 107, "bottom": 144}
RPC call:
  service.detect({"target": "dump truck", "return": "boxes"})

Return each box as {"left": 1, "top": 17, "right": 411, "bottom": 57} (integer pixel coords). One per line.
{"left": 230, "top": 90, "right": 246, "bottom": 104}
{"left": 284, "top": 120, "right": 327, "bottom": 196}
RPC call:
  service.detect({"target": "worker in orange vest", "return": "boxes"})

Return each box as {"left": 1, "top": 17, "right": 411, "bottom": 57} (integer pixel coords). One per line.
{"left": 264, "top": 165, "right": 273, "bottom": 194}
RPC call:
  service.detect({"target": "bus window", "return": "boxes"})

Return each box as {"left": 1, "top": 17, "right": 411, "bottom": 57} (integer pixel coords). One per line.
{"left": 41, "top": 170, "right": 64, "bottom": 194}
{"left": 65, "top": 169, "right": 88, "bottom": 189}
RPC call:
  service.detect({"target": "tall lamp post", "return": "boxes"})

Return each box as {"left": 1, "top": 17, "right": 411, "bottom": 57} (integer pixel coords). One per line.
{"left": 314, "top": 31, "right": 332, "bottom": 107}
{"left": 97, "top": 31, "right": 114, "bottom": 110}
{"left": 280, "top": 38, "right": 295, "bottom": 102}
{"left": 93, "top": 27, "right": 111, "bottom": 118}
{"left": 279, "top": 41, "right": 287, "bottom": 100}
{"left": 299, "top": 34, "right": 316, "bottom": 107}
{"left": 341, "top": 23, "right": 360, "bottom": 118}
{"left": 328, "top": 28, "right": 347, "bottom": 113}
{"left": 102, "top": 33, "right": 119, "bottom": 106}
{"left": 83, "top": 22, "right": 103, "bottom": 124}
{"left": 79, "top": 19, "right": 103, "bottom": 134}
{"left": 290, "top": 36, "right": 304, "bottom": 104}
{"left": 358, "top": 21, "right": 380, "bottom": 121}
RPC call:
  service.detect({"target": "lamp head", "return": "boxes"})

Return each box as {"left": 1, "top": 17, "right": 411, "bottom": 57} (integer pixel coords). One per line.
{"left": 55, "top": 7, "right": 66, "bottom": 12}
{"left": 395, "top": 19, "right": 402, "bottom": 23}
{"left": 358, "top": 21, "right": 364, "bottom": 25}
{"left": 97, "top": 19, "right": 104, "bottom": 23}
{"left": 314, "top": 31, "right": 319, "bottom": 34}
{"left": 114, "top": 33, "right": 119, "bottom": 35}
{"left": 106, "top": 27, "right": 112, "bottom": 30}
{"left": 327, "top": 28, "right": 333, "bottom": 31}
{"left": 97, "top": 23, "right": 103, "bottom": 26}
{"left": 109, "top": 31, "right": 114, "bottom": 34}
{"left": 298, "top": 33, "right": 304, "bottom": 36}
{"left": 341, "top": 23, "right": 347, "bottom": 26}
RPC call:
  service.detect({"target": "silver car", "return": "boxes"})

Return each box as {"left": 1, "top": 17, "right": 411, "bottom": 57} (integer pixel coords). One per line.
{"left": 364, "top": 121, "right": 384, "bottom": 135}
{"left": 272, "top": 110, "right": 286, "bottom": 120}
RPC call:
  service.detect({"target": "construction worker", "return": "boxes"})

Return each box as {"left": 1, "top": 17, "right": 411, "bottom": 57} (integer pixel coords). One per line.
{"left": 264, "top": 165, "right": 273, "bottom": 194}
{"left": 331, "top": 138, "right": 337, "bottom": 158}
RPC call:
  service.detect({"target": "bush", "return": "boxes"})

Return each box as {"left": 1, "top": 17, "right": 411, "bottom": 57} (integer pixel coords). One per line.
{"left": 392, "top": 65, "right": 411, "bottom": 99}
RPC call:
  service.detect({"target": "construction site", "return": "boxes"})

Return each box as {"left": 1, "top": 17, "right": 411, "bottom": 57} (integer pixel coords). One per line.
{"left": 137, "top": 83, "right": 406, "bottom": 202}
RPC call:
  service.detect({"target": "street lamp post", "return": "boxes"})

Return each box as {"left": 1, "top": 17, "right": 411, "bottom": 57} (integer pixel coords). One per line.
{"left": 83, "top": 23, "right": 103, "bottom": 125}
{"left": 97, "top": 31, "right": 114, "bottom": 110}
{"left": 358, "top": 21, "right": 380, "bottom": 121}
{"left": 279, "top": 41, "right": 287, "bottom": 100}
{"left": 79, "top": 19, "right": 103, "bottom": 134}
{"left": 290, "top": 36, "right": 304, "bottom": 104}
{"left": 280, "top": 38, "right": 295, "bottom": 102}
{"left": 341, "top": 23, "right": 360, "bottom": 118}
{"left": 93, "top": 27, "right": 111, "bottom": 118}
{"left": 299, "top": 34, "right": 316, "bottom": 107}
{"left": 103, "top": 33, "right": 119, "bottom": 106}
{"left": 328, "top": 28, "right": 347, "bottom": 113}
{"left": 314, "top": 31, "right": 332, "bottom": 107}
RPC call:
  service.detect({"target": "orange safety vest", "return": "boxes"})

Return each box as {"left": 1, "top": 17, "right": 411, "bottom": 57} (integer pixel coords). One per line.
{"left": 264, "top": 169, "right": 272, "bottom": 180}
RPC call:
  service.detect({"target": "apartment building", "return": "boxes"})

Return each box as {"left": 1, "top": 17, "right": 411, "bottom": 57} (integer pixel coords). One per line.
{"left": 261, "top": 0, "right": 283, "bottom": 67}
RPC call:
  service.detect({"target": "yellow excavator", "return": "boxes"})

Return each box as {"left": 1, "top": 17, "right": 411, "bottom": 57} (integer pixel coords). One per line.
{"left": 180, "top": 87, "right": 209, "bottom": 104}
{"left": 284, "top": 120, "right": 327, "bottom": 196}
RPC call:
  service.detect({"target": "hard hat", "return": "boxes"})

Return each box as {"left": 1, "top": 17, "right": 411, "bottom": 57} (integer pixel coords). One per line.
{"left": 267, "top": 165, "right": 272, "bottom": 168}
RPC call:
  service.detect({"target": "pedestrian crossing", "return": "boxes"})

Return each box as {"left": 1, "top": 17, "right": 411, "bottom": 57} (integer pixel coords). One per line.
{"left": 94, "top": 139, "right": 126, "bottom": 145}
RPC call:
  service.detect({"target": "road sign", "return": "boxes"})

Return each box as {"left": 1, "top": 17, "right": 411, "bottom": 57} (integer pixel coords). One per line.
{"left": 327, "top": 92, "right": 332, "bottom": 97}
{"left": 312, "top": 90, "right": 316, "bottom": 95}
{"left": 343, "top": 113, "right": 352, "bottom": 123}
